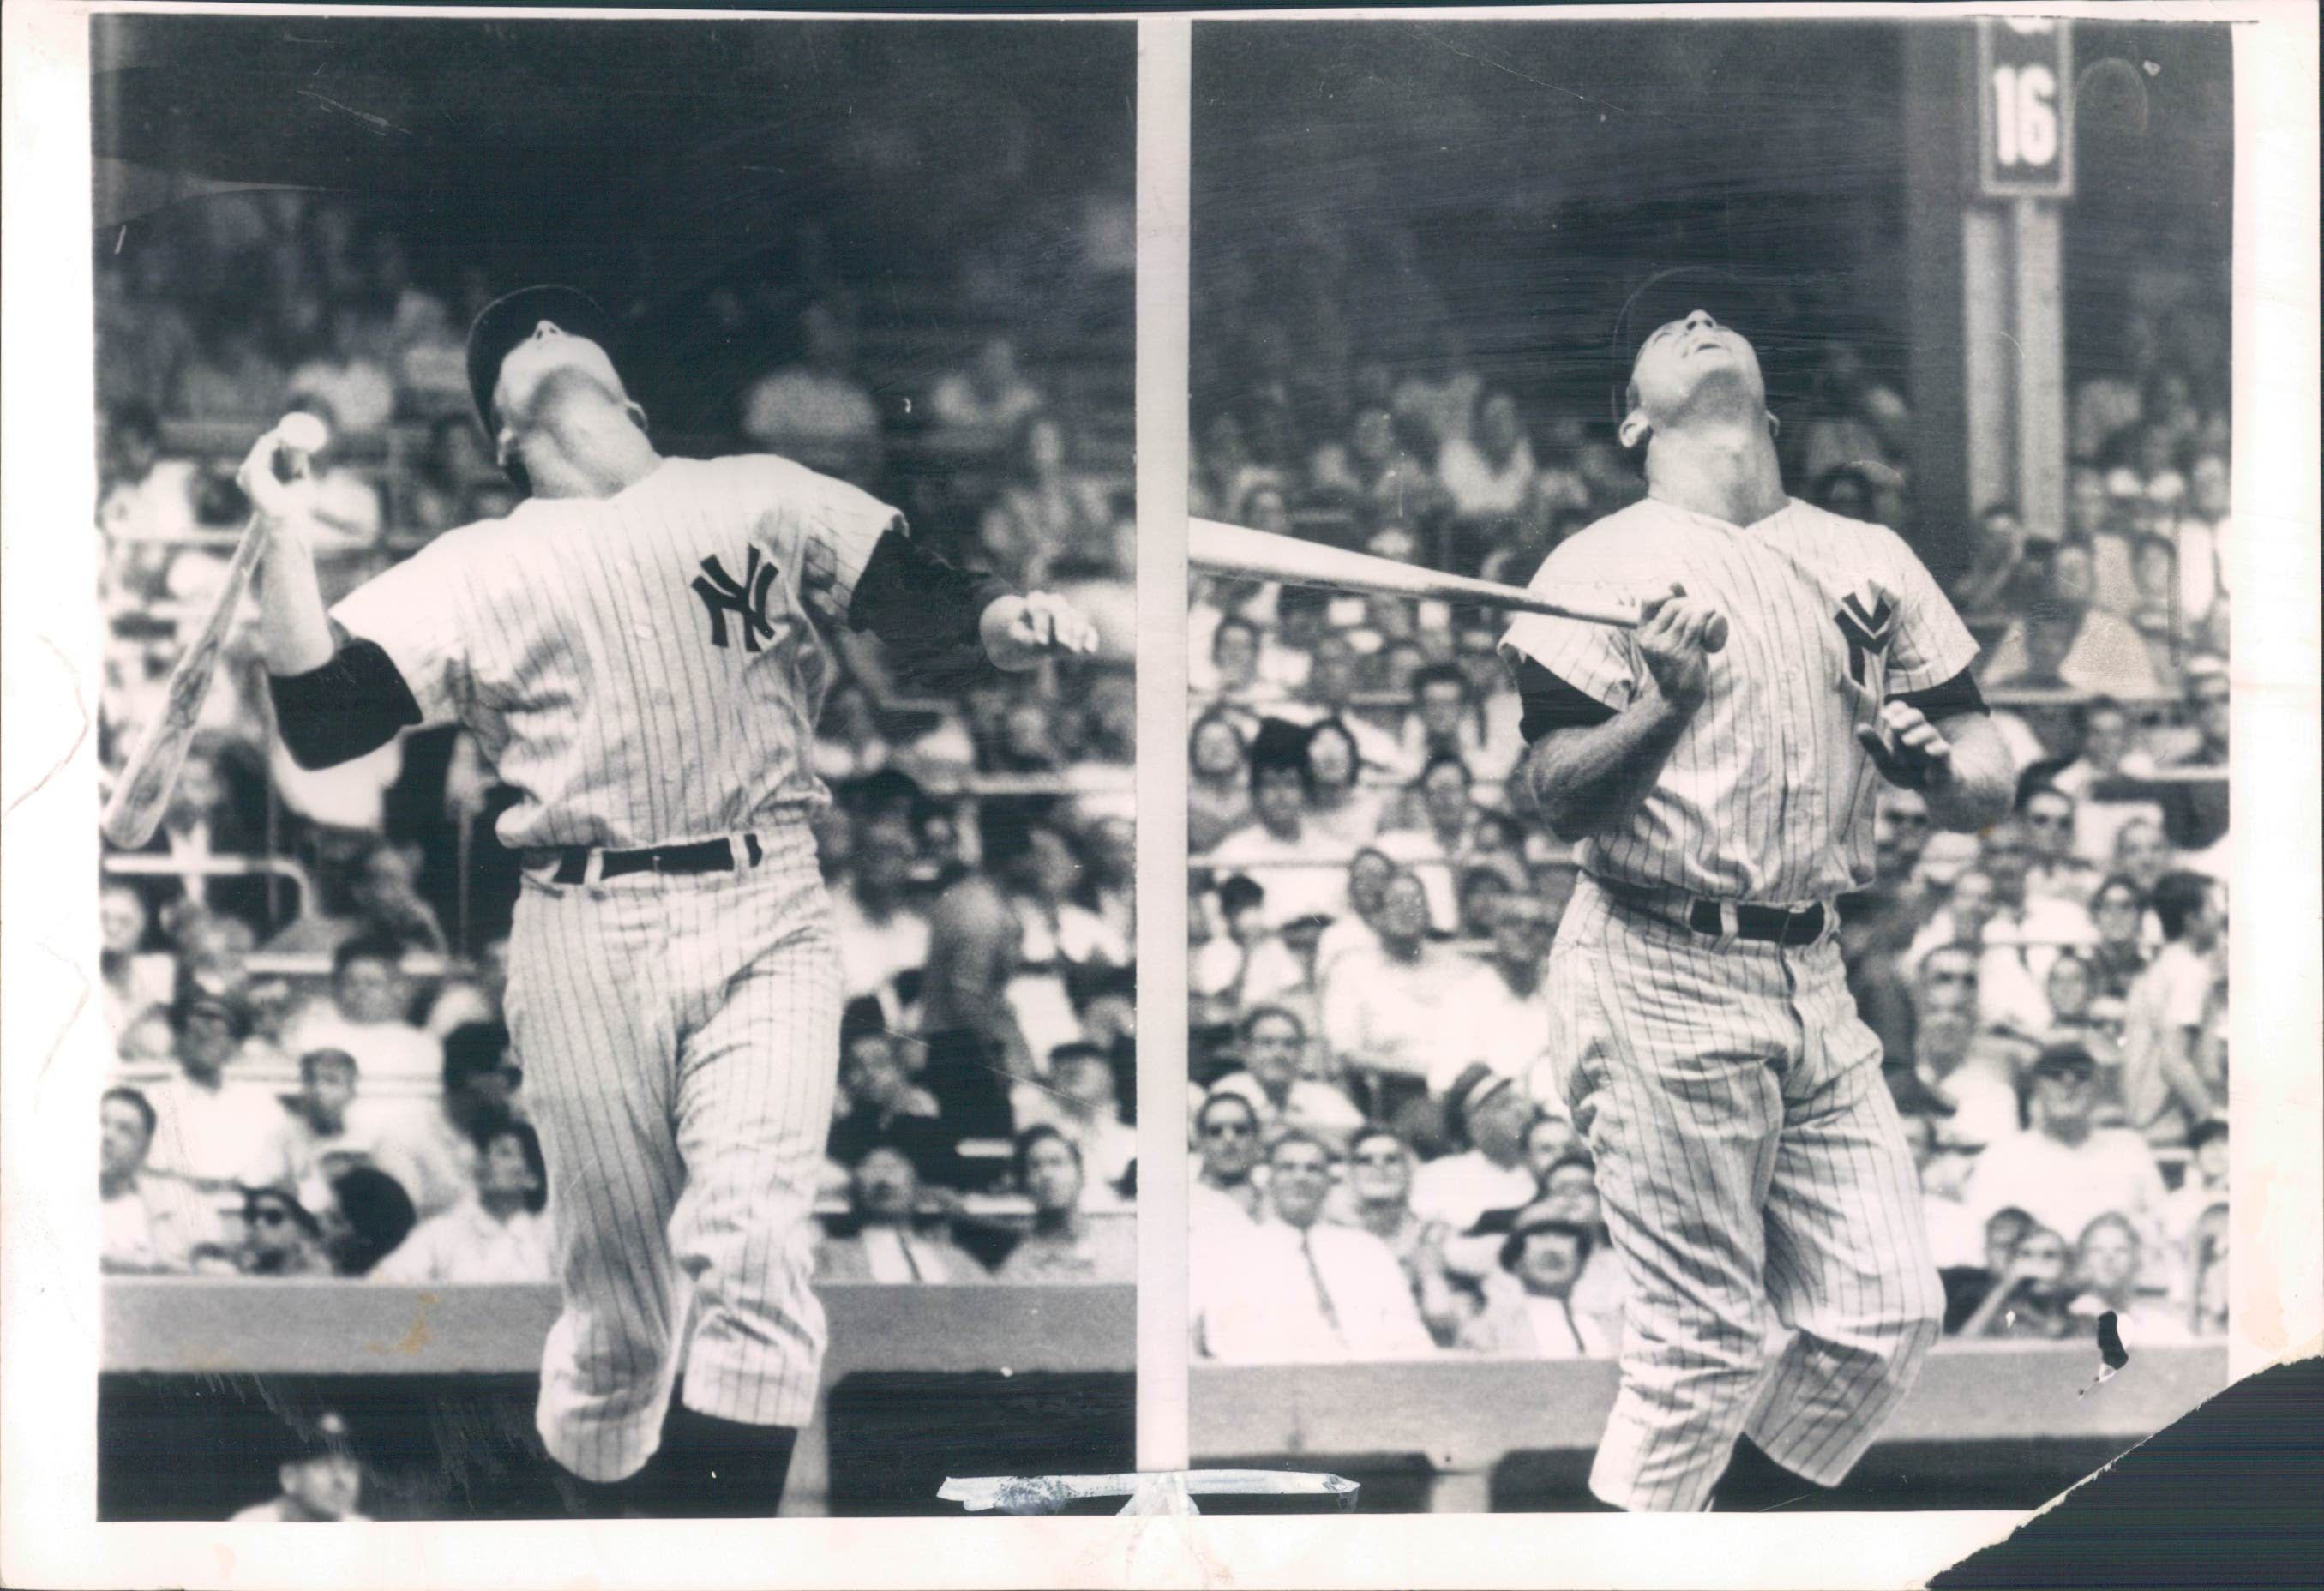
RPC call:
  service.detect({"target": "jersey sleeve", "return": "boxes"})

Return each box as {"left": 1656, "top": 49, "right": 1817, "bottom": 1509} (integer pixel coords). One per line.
{"left": 1496, "top": 541, "right": 1639, "bottom": 714}
{"left": 1877, "top": 525, "right": 1982, "bottom": 693}
{"left": 787, "top": 463, "right": 903, "bottom": 633}
{"left": 329, "top": 537, "right": 473, "bottom": 726}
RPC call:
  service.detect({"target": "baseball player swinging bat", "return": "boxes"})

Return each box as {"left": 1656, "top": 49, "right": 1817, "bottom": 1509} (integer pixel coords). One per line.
{"left": 100, "top": 411, "right": 328, "bottom": 849}
{"left": 1191, "top": 515, "right": 1730, "bottom": 649}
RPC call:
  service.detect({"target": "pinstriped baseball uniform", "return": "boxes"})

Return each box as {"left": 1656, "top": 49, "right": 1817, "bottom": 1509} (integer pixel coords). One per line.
{"left": 333, "top": 453, "right": 888, "bottom": 1483}
{"left": 1503, "top": 496, "right": 1979, "bottom": 1512}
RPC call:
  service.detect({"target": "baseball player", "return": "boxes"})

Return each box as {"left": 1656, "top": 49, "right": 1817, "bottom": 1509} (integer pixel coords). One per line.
{"left": 238, "top": 285, "right": 1097, "bottom": 1516}
{"left": 1502, "top": 308, "right": 2015, "bottom": 1511}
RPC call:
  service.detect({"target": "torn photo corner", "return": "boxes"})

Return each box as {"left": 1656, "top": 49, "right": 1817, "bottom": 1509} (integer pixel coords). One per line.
{"left": 940, "top": 1469, "right": 1359, "bottom": 1516}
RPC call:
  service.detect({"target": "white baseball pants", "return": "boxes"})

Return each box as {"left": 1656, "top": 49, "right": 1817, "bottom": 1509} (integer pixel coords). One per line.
{"left": 506, "top": 826, "right": 840, "bottom": 1484}
{"left": 1545, "top": 876, "right": 1943, "bottom": 1513}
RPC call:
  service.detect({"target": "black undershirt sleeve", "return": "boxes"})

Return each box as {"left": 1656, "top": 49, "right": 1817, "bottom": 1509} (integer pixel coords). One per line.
{"left": 846, "top": 526, "right": 1018, "bottom": 694}
{"left": 267, "top": 629, "right": 423, "bottom": 770}
{"left": 1890, "top": 666, "right": 1989, "bottom": 720}
{"left": 1512, "top": 655, "right": 1618, "bottom": 743}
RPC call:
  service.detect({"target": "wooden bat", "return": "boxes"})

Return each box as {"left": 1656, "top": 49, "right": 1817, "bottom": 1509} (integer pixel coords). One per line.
{"left": 1190, "top": 517, "right": 1642, "bottom": 629}
{"left": 99, "top": 414, "right": 324, "bottom": 849}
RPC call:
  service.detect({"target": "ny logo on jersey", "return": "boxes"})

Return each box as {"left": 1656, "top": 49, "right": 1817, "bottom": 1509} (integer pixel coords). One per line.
{"left": 1833, "top": 583, "right": 1898, "bottom": 693}
{"left": 693, "top": 549, "right": 778, "bottom": 651}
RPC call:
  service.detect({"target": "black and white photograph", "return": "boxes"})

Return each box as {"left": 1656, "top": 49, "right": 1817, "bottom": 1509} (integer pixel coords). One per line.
{"left": 79, "top": 12, "right": 1135, "bottom": 1522}
{"left": 1183, "top": 15, "right": 2245, "bottom": 1512}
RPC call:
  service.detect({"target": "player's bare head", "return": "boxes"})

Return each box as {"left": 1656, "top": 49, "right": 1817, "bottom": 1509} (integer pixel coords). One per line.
{"left": 1619, "top": 310, "right": 1773, "bottom": 452}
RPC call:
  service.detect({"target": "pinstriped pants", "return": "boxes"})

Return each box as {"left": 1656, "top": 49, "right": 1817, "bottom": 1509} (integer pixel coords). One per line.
{"left": 506, "top": 826, "right": 839, "bottom": 1484}
{"left": 1545, "top": 876, "right": 1943, "bottom": 1513}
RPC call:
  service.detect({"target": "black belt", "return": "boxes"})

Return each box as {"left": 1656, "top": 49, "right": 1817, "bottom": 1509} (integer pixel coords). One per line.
{"left": 1688, "top": 898, "right": 1828, "bottom": 946}
{"left": 544, "top": 832, "right": 764, "bottom": 885}
{"left": 1596, "top": 877, "right": 1829, "bottom": 946}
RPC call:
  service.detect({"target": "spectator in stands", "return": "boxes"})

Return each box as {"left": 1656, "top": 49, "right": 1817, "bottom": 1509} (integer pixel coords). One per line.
{"left": 2021, "top": 783, "right": 2099, "bottom": 906}
{"left": 1911, "top": 819, "right": 2094, "bottom": 1036}
{"left": 373, "top": 1025, "right": 515, "bottom": 1221}
{"left": 318, "top": 1163, "right": 418, "bottom": 1277}
{"left": 979, "top": 415, "right": 1114, "bottom": 586}
{"left": 828, "top": 1024, "right": 961, "bottom": 1188}
{"left": 2162, "top": 1116, "right": 2229, "bottom": 1271}
{"left": 1285, "top": 631, "right": 1405, "bottom": 773}
{"left": 737, "top": 300, "right": 883, "bottom": 483}
{"left": 2049, "top": 698, "right": 2166, "bottom": 863}
{"left": 1328, "top": 1126, "right": 1443, "bottom": 1282}
{"left": 268, "top": 839, "right": 450, "bottom": 958}
{"left": 1208, "top": 1006, "right": 1366, "bottom": 1153}
{"left": 1965, "top": 1042, "right": 2171, "bottom": 1256}
{"left": 1187, "top": 709, "right": 1252, "bottom": 856}
{"left": 101, "top": 884, "right": 175, "bottom": 1041}
{"left": 2111, "top": 818, "right": 2172, "bottom": 898}
{"left": 2068, "top": 1213, "right": 2187, "bottom": 1347}
{"left": 1438, "top": 390, "right": 1539, "bottom": 521}
{"left": 1310, "top": 405, "right": 1452, "bottom": 528}
{"left": 229, "top": 1411, "right": 369, "bottom": 1522}
{"left": 1301, "top": 718, "right": 1386, "bottom": 849}
{"left": 930, "top": 335, "right": 1047, "bottom": 438}
{"left": 1208, "top": 724, "right": 1350, "bottom": 926}
{"left": 919, "top": 805, "right": 1036, "bottom": 1140}
{"left": 832, "top": 804, "right": 931, "bottom": 1013}
{"left": 1449, "top": 893, "right": 1558, "bottom": 1094}
{"left": 1201, "top": 615, "right": 1286, "bottom": 723}
{"left": 1939, "top": 1204, "right": 2033, "bottom": 1334}
{"left": 96, "top": 402, "right": 200, "bottom": 594}
{"left": 995, "top": 1126, "right": 1134, "bottom": 1282}
{"left": 1950, "top": 503, "right": 2045, "bottom": 622}
{"left": 1457, "top": 1208, "right": 1614, "bottom": 1359}
{"left": 178, "top": 310, "right": 291, "bottom": 423}
{"left": 1983, "top": 537, "right": 2161, "bottom": 697}
{"left": 1961, "top": 1222, "right": 2079, "bottom": 1341}
{"left": 1396, "top": 664, "right": 1506, "bottom": 784}
{"left": 373, "top": 1121, "right": 554, "bottom": 1285}
{"left": 2150, "top": 656, "right": 2231, "bottom": 861}
{"left": 235, "top": 1183, "right": 333, "bottom": 1277}
{"left": 100, "top": 1086, "right": 209, "bottom": 1274}
{"left": 1192, "top": 1090, "right": 1264, "bottom": 1233}
{"left": 244, "top": 1048, "right": 384, "bottom": 1198}
{"left": 114, "top": 735, "right": 268, "bottom": 940}
{"left": 1192, "top": 1131, "right": 1436, "bottom": 1362}
{"left": 287, "top": 308, "right": 395, "bottom": 436}
{"left": 815, "top": 1144, "right": 988, "bottom": 1284}
{"left": 427, "top": 937, "right": 510, "bottom": 1040}
{"left": 2119, "top": 871, "right": 2225, "bottom": 1147}
{"left": 1906, "top": 947, "right": 2021, "bottom": 1150}
{"left": 1020, "top": 1042, "right": 1138, "bottom": 1199}
{"left": 1411, "top": 1066, "right": 1538, "bottom": 1234}
{"left": 404, "top": 415, "right": 498, "bottom": 539}
{"left": 1319, "top": 869, "right": 1470, "bottom": 1114}
{"left": 143, "top": 989, "right": 275, "bottom": 1192}
{"left": 283, "top": 936, "right": 444, "bottom": 1086}
{"left": 2186, "top": 1198, "right": 2229, "bottom": 1338}
{"left": 1377, "top": 752, "right": 1488, "bottom": 934}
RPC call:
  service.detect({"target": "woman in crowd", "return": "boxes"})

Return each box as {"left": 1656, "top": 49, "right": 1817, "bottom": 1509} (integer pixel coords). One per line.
{"left": 1188, "top": 710, "right": 1252, "bottom": 856}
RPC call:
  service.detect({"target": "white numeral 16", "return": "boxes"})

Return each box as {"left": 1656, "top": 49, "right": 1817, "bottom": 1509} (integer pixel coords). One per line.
{"left": 1992, "top": 64, "right": 2059, "bottom": 168}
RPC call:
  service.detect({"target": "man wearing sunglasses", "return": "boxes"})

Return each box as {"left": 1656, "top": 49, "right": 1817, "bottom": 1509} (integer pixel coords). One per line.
{"left": 235, "top": 1186, "right": 331, "bottom": 1277}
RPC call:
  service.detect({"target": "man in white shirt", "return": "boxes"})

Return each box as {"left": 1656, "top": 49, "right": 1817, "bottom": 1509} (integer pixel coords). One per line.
{"left": 1190, "top": 1090, "right": 1265, "bottom": 1235}
{"left": 373, "top": 1121, "right": 554, "bottom": 1284}
{"left": 736, "top": 302, "right": 882, "bottom": 483}
{"left": 1318, "top": 870, "right": 1473, "bottom": 1114}
{"left": 1207, "top": 1006, "right": 1367, "bottom": 1154}
{"left": 1193, "top": 1132, "right": 1436, "bottom": 1362}
{"left": 1410, "top": 1066, "right": 1540, "bottom": 1234}
{"left": 814, "top": 1145, "right": 988, "bottom": 1284}
{"left": 1964, "top": 1043, "right": 2171, "bottom": 1256}
{"left": 1437, "top": 391, "right": 1540, "bottom": 520}
{"left": 2118, "top": 871, "right": 2224, "bottom": 1147}
{"left": 1909, "top": 820, "right": 2094, "bottom": 1034}
{"left": 832, "top": 806, "right": 931, "bottom": 1014}
{"left": 100, "top": 1086, "right": 213, "bottom": 1273}
{"left": 282, "top": 936, "right": 445, "bottom": 1087}
{"left": 1445, "top": 895, "right": 1558, "bottom": 1093}
{"left": 243, "top": 1047, "right": 399, "bottom": 1198}
{"left": 1374, "top": 753, "right": 1488, "bottom": 933}
{"left": 1206, "top": 743, "right": 1353, "bottom": 928}
{"left": 141, "top": 991, "right": 277, "bottom": 1192}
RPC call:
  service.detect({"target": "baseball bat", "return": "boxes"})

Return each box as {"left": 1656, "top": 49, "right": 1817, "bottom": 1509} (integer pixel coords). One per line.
{"left": 1190, "top": 517, "right": 1642, "bottom": 629}
{"left": 99, "top": 415, "right": 325, "bottom": 850}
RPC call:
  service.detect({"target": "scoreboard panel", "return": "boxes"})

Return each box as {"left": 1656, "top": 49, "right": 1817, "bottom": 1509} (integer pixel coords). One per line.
{"left": 1978, "top": 18, "right": 2076, "bottom": 200}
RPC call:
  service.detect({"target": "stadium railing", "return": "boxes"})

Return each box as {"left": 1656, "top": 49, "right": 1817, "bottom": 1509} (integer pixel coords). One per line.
{"left": 1189, "top": 1342, "right": 2225, "bottom": 1511}
{"left": 104, "top": 1275, "right": 1133, "bottom": 1517}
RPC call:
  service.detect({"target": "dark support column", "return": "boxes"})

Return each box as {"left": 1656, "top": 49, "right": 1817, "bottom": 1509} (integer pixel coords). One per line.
{"left": 1902, "top": 24, "right": 1973, "bottom": 582}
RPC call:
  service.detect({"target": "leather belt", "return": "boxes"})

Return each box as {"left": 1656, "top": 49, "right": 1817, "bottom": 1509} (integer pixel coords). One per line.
{"left": 1596, "top": 876, "right": 1830, "bottom": 947}
{"left": 537, "top": 832, "right": 765, "bottom": 885}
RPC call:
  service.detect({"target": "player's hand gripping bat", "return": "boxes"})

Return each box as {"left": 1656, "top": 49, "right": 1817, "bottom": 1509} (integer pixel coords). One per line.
{"left": 99, "top": 412, "right": 327, "bottom": 849}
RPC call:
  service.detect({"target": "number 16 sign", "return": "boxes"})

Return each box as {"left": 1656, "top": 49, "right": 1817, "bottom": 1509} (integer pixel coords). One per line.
{"left": 1979, "top": 17, "right": 2075, "bottom": 200}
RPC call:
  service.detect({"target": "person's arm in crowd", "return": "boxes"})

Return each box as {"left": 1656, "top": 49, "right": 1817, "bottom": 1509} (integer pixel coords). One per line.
{"left": 1959, "top": 1252, "right": 2036, "bottom": 1340}
{"left": 2152, "top": 1020, "right": 2218, "bottom": 1129}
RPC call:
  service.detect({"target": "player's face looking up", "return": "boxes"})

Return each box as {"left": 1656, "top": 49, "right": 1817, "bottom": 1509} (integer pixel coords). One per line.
{"left": 491, "top": 321, "right": 650, "bottom": 499}
{"left": 1622, "top": 310, "right": 1769, "bottom": 446}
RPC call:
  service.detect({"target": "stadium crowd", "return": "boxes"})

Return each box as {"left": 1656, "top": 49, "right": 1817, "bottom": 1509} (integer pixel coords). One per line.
{"left": 1186, "top": 235, "right": 2233, "bottom": 1363}
{"left": 95, "top": 189, "right": 1136, "bottom": 1291}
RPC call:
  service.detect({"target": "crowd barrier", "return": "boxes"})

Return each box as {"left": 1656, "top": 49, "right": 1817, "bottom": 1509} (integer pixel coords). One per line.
{"left": 103, "top": 1276, "right": 1134, "bottom": 1517}
{"left": 1190, "top": 1341, "right": 2225, "bottom": 1511}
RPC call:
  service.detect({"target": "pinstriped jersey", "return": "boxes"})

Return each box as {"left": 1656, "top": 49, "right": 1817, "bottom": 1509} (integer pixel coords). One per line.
{"left": 332, "top": 453, "right": 892, "bottom": 850}
{"left": 1500, "top": 496, "right": 1979, "bottom": 904}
